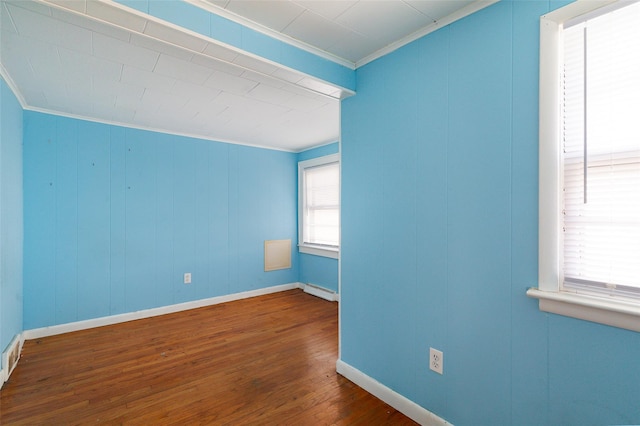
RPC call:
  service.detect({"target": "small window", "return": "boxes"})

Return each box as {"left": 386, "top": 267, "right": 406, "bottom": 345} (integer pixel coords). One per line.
{"left": 529, "top": 0, "right": 640, "bottom": 332}
{"left": 298, "top": 154, "right": 340, "bottom": 259}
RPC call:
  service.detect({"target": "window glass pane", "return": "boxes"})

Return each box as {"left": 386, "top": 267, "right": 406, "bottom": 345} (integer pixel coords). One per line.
{"left": 562, "top": 2, "right": 640, "bottom": 290}
{"left": 302, "top": 161, "right": 339, "bottom": 247}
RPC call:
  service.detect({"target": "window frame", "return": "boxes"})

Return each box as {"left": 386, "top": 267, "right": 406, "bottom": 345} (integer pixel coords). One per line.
{"left": 298, "top": 153, "right": 340, "bottom": 259}
{"left": 527, "top": 0, "right": 640, "bottom": 332}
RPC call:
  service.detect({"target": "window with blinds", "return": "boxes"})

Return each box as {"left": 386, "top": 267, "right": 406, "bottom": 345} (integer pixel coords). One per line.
{"left": 561, "top": 1, "right": 640, "bottom": 297}
{"left": 299, "top": 154, "right": 340, "bottom": 255}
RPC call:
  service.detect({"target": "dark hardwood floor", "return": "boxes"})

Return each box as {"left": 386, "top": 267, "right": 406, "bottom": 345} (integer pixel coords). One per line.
{"left": 0, "top": 289, "right": 417, "bottom": 425}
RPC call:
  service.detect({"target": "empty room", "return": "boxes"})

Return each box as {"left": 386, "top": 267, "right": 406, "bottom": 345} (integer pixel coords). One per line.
{"left": 2, "top": 0, "right": 640, "bottom": 424}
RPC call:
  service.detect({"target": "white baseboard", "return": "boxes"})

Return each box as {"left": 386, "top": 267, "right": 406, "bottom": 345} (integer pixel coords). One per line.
{"left": 303, "top": 283, "right": 338, "bottom": 302}
{"left": 336, "top": 359, "right": 451, "bottom": 426}
{"left": 24, "top": 283, "right": 304, "bottom": 340}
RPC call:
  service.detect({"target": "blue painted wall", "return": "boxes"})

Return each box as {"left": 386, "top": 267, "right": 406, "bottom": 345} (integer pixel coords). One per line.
{"left": 296, "top": 142, "right": 339, "bottom": 162}
{"left": 297, "top": 143, "right": 340, "bottom": 293}
{"left": 113, "top": 0, "right": 355, "bottom": 92}
{"left": 340, "top": 1, "right": 640, "bottom": 425}
{"left": 0, "top": 77, "right": 23, "bottom": 355}
{"left": 23, "top": 112, "right": 299, "bottom": 329}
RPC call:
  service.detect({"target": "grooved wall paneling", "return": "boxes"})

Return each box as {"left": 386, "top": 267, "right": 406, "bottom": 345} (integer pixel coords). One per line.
{"left": 23, "top": 112, "right": 298, "bottom": 329}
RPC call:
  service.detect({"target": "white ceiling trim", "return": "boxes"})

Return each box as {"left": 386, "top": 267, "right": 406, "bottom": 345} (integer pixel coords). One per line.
{"left": 21, "top": 102, "right": 314, "bottom": 153}
{"left": 186, "top": 0, "right": 357, "bottom": 70}
{"left": 0, "top": 63, "right": 28, "bottom": 109}
{"left": 355, "top": 0, "right": 500, "bottom": 68}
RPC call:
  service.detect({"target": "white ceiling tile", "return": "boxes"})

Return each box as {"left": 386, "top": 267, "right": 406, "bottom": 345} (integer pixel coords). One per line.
{"left": 110, "top": 106, "right": 136, "bottom": 123}
{"left": 153, "top": 54, "right": 212, "bottom": 85}
{"left": 204, "top": 71, "right": 258, "bottom": 95}
{"left": 225, "top": 0, "right": 306, "bottom": 31}
{"left": 326, "top": 31, "right": 378, "bottom": 63}
{"left": 92, "top": 101, "right": 119, "bottom": 119}
{"left": 93, "top": 32, "right": 159, "bottom": 71}
{"left": 27, "top": 44, "right": 62, "bottom": 79}
{"left": 192, "top": 110, "right": 229, "bottom": 128}
{"left": 179, "top": 98, "right": 227, "bottom": 121}
{"left": 96, "top": 79, "right": 145, "bottom": 104}
{"left": 51, "top": 6, "right": 131, "bottom": 42}
{"left": 114, "top": 93, "right": 142, "bottom": 111}
{"left": 231, "top": 55, "right": 278, "bottom": 75}
{"left": 1, "top": 30, "right": 45, "bottom": 74}
{"left": 281, "top": 93, "right": 329, "bottom": 113}
{"left": 212, "top": 91, "right": 245, "bottom": 109}
{"left": 270, "top": 67, "right": 304, "bottom": 84}
{"left": 1, "top": 4, "right": 19, "bottom": 34}
{"left": 203, "top": 125, "right": 245, "bottom": 143}
{"left": 47, "top": 0, "right": 86, "bottom": 14}
{"left": 282, "top": 10, "right": 351, "bottom": 50}
{"left": 4, "top": 1, "right": 52, "bottom": 18}
{"left": 190, "top": 54, "right": 244, "bottom": 76}
{"left": 121, "top": 65, "right": 176, "bottom": 92}
{"left": 41, "top": 85, "right": 68, "bottom": 108}
{"left": 336, "top": 1, "right": 432, "bottom": 41}
{"left": 66, "top": 74, "right": 93, "bottom": 100}
{"left": 142, "top": 88, "right": 190, "bottom": 109}
{"left": 240, "top": 98, "right": 290, "bottom": 118}
{"left": 291, "top": 0, "right": 357, "bottom": 20}
{"left": 171, "top": 79, "right": 221, "bottom": 100}
{"left": 20, "top": 88, "right": 48, "bottom": 106}
{"left": 86, "top": 1, "right": 147, "bottom": 32}
{"left": 64, "top": 95, "right": 94, "bottom": 116}
{"left": 58, "top": 46, "right": 123, "bottom": 82}
{"left": 405, "top": 0, "right": 475, "bottom": 20}
{"left": 131, "top": 108, "right": 157, "bottom": 127}
{"left": 240, "top": 70, "right": 285, "bottom": 89}
{"left": 276, "top": 109, "right": 311, "bottom": 126}
{"left": 155, "top": 104, "right": 197, "bottom": 122}
{"left": 1, "top": 52, "right": 36, "bottom": 92}
{"left": 247, "top": 84, "right": 295, "bottom": 104}
{"left": 202, "top": 42, "right": 239, "bottom": 63}
{"left": 7, "top": 3, "right": 92, "bottom": 54}
{"left": 197, "top": 101, "right": 229, "bottom": 117}
{"left": 130, "top": 33, "right": 194, "bottom": 61}
{"left": 143, "top": 20, "right": 208, "bottom": 53}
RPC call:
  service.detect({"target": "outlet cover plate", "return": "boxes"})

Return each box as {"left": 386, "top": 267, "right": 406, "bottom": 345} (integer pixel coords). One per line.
{"left": 430, "top": 347, "right": 443, "bottom": 374}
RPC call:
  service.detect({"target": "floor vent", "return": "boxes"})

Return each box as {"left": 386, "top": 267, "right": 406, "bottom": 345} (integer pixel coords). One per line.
{"left": 2, "top": 335, "right": 22, "bottom": 384}
{"left": 304, "top": 284, "right": 337, "bottom": 302}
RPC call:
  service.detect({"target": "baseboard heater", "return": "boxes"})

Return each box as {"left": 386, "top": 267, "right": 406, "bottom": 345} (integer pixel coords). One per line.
{"left": 303, "top": 283, "right": 337, "bottom": 302}
{"left": 2, "top": 334, "right": 22, "bottom": 386}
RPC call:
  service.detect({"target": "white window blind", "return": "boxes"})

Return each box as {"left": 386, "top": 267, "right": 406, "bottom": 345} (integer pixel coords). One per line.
{"left": 302, "top": 161, "right": 339, "bottom": 247}
{"left": 562, "top": 1, "right": 640, "bottom": 296}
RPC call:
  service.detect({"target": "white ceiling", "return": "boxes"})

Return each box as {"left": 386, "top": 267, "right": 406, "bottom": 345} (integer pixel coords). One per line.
{"left": 1, "top": 0, "right": 494, "bottom": 152}
{"left": 193, "top": 0, "right": 494, "bottom": 67}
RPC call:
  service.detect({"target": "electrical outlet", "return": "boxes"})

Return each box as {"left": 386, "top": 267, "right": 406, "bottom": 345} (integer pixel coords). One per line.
{"left": 184, "top": 272, "right": 191, "bottom": 284}
{"left": 430, "top": 348, "right": 443, "bottom": 374}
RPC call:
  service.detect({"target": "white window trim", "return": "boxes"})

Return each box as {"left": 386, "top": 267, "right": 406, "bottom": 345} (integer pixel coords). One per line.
{"left": 527, "top": 0, "right": 640, "bottom": 332}
{"left": 298, "top": 153, "right": 340, "bottom": 259}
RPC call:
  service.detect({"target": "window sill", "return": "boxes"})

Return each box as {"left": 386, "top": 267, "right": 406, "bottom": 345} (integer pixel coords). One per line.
{"left": 299, "top": 244, "right": 339, "bottom": 259}
{"left": 527, "top": 287, "right": 640, "bottom": 332}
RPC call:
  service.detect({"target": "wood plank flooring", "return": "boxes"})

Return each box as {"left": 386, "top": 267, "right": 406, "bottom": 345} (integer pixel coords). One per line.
{"left": 1, "top": 289, "right": 417, "bottom": 425}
